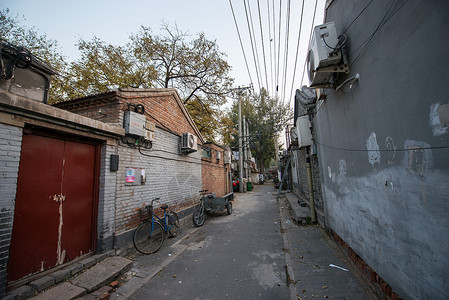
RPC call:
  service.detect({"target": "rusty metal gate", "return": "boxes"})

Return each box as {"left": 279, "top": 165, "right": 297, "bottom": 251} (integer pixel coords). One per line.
{"left": 7, "top": 130, "right": 100, "bottom": 283}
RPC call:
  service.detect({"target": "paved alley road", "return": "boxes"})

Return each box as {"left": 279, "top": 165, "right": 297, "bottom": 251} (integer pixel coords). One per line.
{"left": 128, "top": 185, "right": 289, "bottom": 300}
{"left": 112, "top": 184, "right": 375, "bottom": 300}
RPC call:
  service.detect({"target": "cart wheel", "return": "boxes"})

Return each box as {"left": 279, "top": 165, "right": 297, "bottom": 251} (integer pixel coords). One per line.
{"left": 226, "top": 201, "right": 232, "bottom": 215}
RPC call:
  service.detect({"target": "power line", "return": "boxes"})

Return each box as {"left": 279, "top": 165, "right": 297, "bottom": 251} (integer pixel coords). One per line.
{"left": 281, "top": 0, "right": 291, "bottom": 104}
{"left": 228, "top": 0, "right": 254, "bottom": 88}
{"left": 257, "top": 0, "right": 269, "bottom": 90}
{"left": 342, "top": 0, "right": 375, "bottom": 35}
{"left": 276, "top": 0, "right": 282, "bottom": 95}
{"left": 300, "top": 0, "right": 318, "bottom": 87}
{"left": 267, "top": 0, "right": 274, "bottom": 96}
{"left": 243, "top": 0, "right": 262, "bottom": 91}
{"left": 272, "top": 0, "right": 277, "bottom": 96}
{"left": 288, "top": 0, "right": 305, "bottom": 106}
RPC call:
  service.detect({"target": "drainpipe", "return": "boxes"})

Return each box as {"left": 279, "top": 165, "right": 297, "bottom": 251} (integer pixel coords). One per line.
{"left": 306, "top": 152, "right": 317, "bottom": 223}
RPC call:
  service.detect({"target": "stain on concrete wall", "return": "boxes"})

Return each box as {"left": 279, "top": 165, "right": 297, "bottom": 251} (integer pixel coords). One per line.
{"left": 429, "top": 103, "right": 449, "bottom": 136}
{"left": 366, "top": 132, "right": 380, "bottom": 167}
{"left": 315, "top": 1, "right": 449, "bottom": 299}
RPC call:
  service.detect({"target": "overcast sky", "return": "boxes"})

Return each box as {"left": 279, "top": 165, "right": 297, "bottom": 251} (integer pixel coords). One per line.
{"left": 3, "top": 0, "right": 326, "bottom": 145}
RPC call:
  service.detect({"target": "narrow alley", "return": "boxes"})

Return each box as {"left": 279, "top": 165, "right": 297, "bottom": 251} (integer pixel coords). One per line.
{"left": 111, "top": 184, "right": 375, "bottom": 300}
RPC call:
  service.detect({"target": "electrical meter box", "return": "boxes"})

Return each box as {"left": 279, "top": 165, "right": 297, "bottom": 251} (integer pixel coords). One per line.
{"left": 296, "top": 116, "right": 313, "bottom": 148}
{"left": 124, "top": 111, "right": 146, "bottom": 136}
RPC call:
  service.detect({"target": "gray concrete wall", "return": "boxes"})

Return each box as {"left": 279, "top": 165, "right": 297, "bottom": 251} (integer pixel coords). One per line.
{"left": 96, "top": 143, "right": 119, "bottom": 252}
{"left": 0, "top": 123, "right": 23, "bottom": 296}
{"left": 316, "top": 1, "right": 449, "bottom": 299}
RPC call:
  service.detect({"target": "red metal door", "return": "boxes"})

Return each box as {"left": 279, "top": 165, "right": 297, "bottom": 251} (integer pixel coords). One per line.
{"left": 7, "top": 133, "right": 98, "bottom": 282}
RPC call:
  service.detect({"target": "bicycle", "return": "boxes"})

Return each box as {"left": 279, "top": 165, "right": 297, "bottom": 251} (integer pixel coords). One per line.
{"left": 133, "top": 198, "right": 180, "bottom": 254}
{"left": 192, "top": 190, "right": 209, "bottom": 227}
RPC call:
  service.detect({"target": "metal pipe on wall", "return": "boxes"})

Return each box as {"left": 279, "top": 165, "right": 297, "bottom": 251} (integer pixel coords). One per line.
{"left": 306, "top": 153, "right": 317, "bottom": 223}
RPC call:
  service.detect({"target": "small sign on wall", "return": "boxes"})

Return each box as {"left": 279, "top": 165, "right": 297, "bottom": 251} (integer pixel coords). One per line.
{"left": 125, "top": 168, "right": 146, "bottom": 185}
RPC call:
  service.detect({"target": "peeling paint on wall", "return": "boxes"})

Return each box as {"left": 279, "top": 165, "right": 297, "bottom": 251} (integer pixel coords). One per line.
{"left": 429, "top": 103, "right": 449, "bottom": 136}
{"left": 366, "top": 133, "right": 380, "bottom": 167}
{"left": 385, "top": 136, "right": 397, "bottom": 165}
{"left": 404, "top": 140, "right": 433, "bottom": 177}
{"left": 339, "top": 160, "right": 347, "bottom": 176}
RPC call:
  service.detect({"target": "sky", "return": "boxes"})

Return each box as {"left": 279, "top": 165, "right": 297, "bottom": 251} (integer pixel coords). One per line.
{"left": 2, "top": 0, "right": 326, "bottom": 145}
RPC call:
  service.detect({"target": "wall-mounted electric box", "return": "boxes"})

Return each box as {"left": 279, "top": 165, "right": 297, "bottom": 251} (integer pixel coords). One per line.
{"left": 124, "top": 111, "right": 146, "bottom": 136}
{"left": 296, "top": 116, "right": 313, "bottom": 148}
{"left": 223, "top": 151, "right": 231, "bottom": 164}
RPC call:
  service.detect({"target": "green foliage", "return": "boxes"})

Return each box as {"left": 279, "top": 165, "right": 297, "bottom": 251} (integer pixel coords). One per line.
{"left": 226, "top": 88, "right": 292, "bottom": 172}
{"left": 64, "top": 23, "right": 234, "bottom": 140}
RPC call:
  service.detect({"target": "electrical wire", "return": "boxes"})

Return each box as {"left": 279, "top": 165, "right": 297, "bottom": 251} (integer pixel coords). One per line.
{"left": 243, "top": 0, "right": 262, "bottom": 91}
{"left": 276, "top": 0, "right": 282, "bottom": 95}
{"left": 267, "top": 0, "right": 274, "bottom": 96}
{"left": 300, "top": 0, "right": 318, "bottom": 87}
{"left": 342, "top": 0, "right": 375, "bottom": 35}
{"left": 288, "top": 0, "right": 305, "bottom": 106}
{"left": 281, "top": 0, "right": 291, "bottom": 104}
{"left": 229, "top": 0, "right": 254, "bottom": 88}
{"left": 272, "top": 0, "right": 277, "bottom": 95}
{"left": 257, "top": 0, "right": 270, "bottom": 90}
{"left": 247, "top": 0, "right": 264, "bottom": 90}
{"left": 315, "top": 140, "right": 449, "bottom": 152}
{"left": 349, "top": 0, "right": 398, "bottom": 67}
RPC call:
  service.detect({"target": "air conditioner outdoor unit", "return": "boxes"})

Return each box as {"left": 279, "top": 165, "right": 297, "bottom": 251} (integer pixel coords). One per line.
{"left": 296, "top": 116, "right": 313, "bottom": 148}
{"left": 307, "top": 21, "right": 349, "bottom": 88}
{"left": 223, "top": 151, "right": 231, "bottom": 164}
{"left": 216, "top": 152, "right": 221, "bottom": 160}
{"left": 181, "top": 132, "right": 197, "bottom": 152}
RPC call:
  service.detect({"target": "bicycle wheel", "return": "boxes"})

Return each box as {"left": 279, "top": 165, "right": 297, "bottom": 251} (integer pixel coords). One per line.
{"left": 133, "top": 220, "right": 164, "bottom": 254}
{"left": 168, "top": 211, "right": 180, "bottom": 238}
{"left": 226, "top": 200, "right": 232, "bottom": 215}
{"left": 192, "top": 205, "right": 206, "bottom": 227}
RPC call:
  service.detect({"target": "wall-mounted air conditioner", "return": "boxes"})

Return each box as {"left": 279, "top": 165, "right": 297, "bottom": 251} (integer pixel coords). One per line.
{"left": 181, "top": 133, "right": 197, "bottom": 152}
{"left": 296, "top": 116, "right": 313, "bottom": 148}
{"left": 307, "top": 21, "right": 349, "bottom": 88}
{"left": 223, "top": 151, "right": 231, "bottom": 164}
{"left": 216, "top": 152, "right": 222, "bottom": 160}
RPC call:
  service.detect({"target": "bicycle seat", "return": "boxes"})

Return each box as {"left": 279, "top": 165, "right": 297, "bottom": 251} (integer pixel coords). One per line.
{"left": 160, "top": 204, "right": 168, "bottom": 210}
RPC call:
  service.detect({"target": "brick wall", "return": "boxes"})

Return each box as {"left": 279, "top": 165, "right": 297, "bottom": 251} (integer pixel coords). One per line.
{"left": 201, "top": 144, "right": 228, "bottom": 197}
{"left": 292, "top": 149, "right": 324, "bottom": 223}
{"left": 55, "top": 89, "right": 205, "bottom": 248}
{"left": 114, "top": 127, "right": 202, "bottom": 237}
{"left": 96, "top": 143, "right": 118, "bottom": 251}
{"left": 0, "top": 123, "right": 23, "bottom": 296}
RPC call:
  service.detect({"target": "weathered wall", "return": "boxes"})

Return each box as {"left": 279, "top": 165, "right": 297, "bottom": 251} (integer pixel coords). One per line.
{"left": 201, "top": 143, "right": 229, "bottom": 197}
{"left": 291, "top": 149, "right": 324, "bottom": 224}
{"left": 96, "top": 143, "right": 118, "bottom": 251}
{"left": 316, "top": 1, "right": 449, "bottom": 299}
{"left": 0, "top": 123, "right": 22, "bottom": 296}
{"left": 114, "top": 126, "right": 201, "bottom": 240}
{"left": 55, "top": 90, "right": 205, "bottom": 248}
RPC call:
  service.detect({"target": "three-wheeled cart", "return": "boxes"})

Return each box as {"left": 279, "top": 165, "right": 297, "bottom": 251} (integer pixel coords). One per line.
{"left": 192, "top": 190, "right": 234, "bottom": 227}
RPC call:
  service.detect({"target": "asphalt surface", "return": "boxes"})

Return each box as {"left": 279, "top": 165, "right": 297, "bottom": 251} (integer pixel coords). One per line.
{"left": 111, "top": 184, "right": 376, "bottom": 300}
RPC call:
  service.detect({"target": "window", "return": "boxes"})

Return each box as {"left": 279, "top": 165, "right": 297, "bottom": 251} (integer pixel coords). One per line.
{"left": 201, "top": 147, "right": 211, "bottom": 158}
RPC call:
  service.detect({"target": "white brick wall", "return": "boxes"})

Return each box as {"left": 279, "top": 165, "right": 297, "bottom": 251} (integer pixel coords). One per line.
{"left": 0, "top": 123, "right": 22, "bottom": 295}
{"left": 114, "top": 127, "right": 202, "bottom": 235}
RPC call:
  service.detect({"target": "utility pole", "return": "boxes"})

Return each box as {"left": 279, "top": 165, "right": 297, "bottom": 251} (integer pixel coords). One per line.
{"left": 231, "top": 86, "right": 251, "bottom": 193}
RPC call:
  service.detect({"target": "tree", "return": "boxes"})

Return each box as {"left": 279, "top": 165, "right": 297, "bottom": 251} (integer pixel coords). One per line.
{"left": 63, "top": 37, "right": 157, "bottom": 99}
{"left": 0, "top": 9, "right": 67, "bottom": 102}
{"left": 63, "top": 23, "right": 233, "bottom": 141}
{"left": 226, "top": 88, "right": 292, "bottom": 172}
